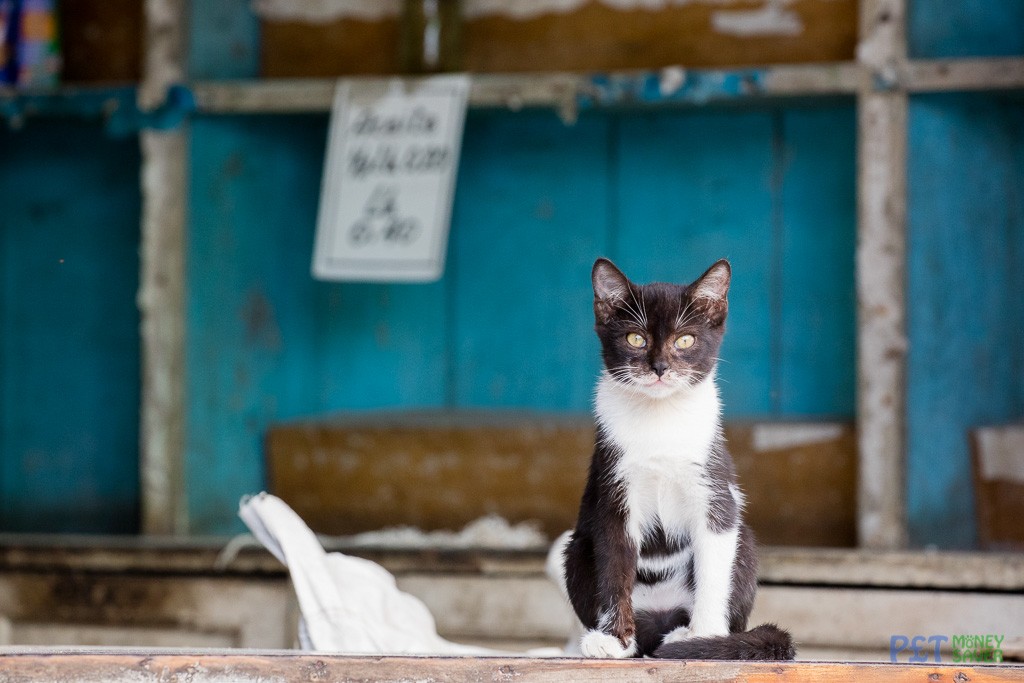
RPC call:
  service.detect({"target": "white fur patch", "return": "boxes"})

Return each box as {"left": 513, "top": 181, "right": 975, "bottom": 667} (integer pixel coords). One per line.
{"left": 595, "top": 372, "right": 739, "bottom": 639}
{"left": 632, "top": 576, "right": 694, "bottom": 613}
{"left": 636, "top": 548, "right": 692, "bottom": 576}
{"left": 687, "top": 525, "right": 739, "bottom": 637}
{"left": 596, "top": 373, "right": 721, "bottom": 547}
{"left": 580, "top": 630, "right": 637, "bottom": 659}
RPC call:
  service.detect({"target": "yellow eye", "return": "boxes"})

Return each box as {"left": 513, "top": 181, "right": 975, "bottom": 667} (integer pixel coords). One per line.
{"left": 675, "top": 334, "right": 695, "bottom": 350}
{"left": 626, "top": 333, "right": 647, "bottom": 348}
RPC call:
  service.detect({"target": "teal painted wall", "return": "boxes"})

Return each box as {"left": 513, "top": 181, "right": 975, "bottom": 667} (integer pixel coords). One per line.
{"left": 0, "top": 120, "right": 141, "bottom": 533}
{"left": 906, "top": 93, "right": 1024, "bottom": 548}
{"left": 185, "top": 104, "right": 857, "bottom": 533}
{"left": 0, "top": 0, "right": 1019, "bottom": 541}
{"left": 909, "top": 0, "right": 1024, "bottom": 58}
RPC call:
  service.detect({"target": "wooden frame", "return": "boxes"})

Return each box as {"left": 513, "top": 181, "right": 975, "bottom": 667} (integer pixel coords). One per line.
{"left": 137, "top": 5, "right": 1024, "bottom": 543}
{"left": 139, "top": 0, "right": 189, "bottom": 535}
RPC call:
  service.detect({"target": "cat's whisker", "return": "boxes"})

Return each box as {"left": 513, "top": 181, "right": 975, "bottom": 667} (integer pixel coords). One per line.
{"left": 614, "top": 301, "right": 646, "bottom": 330}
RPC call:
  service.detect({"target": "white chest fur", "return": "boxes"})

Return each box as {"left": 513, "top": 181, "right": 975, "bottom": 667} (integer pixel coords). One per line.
{"left": 595, "top": 374, "right": 722, "bottom": 546}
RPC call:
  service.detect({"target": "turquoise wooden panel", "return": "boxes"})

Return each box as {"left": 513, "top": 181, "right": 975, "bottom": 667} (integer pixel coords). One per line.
{"left": 186, "top": 115, "right": 449, "bottom": 533}
{"left": 0, "top": 121, "right": 141, "bottom": 533}
{"left": 907, "top": 93, "right": 1024, "bottom": 548}
{"left": 185, "top": 105, "right": 860, "bottom": 532}
{"left": 189, "top": 0, "right": 261, "bottom": 79}
{"left": 909, "top": 0, "right": 1024, "bottom": 58}
{"left": 779, "top": 106, "right": 857, "bottom": 417}
{"left": 614, "top": 109, "right": 777, "bottom": 417}
{"left": 449, "top": 111, "right": 610, "bottom": 410}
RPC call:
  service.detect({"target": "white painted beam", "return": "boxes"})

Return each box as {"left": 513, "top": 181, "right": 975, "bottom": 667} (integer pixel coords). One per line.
{"left": 855, "top": 0, "right": 908, "bottom": 549}
{"left": 138, "top": 0, "right": 188, "bottom": 535}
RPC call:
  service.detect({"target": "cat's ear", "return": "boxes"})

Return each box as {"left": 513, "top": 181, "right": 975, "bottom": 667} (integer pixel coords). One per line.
{"left": 593, "top": 258, "right": 631, "bottom": 322}
{"left": 691, "top": 259, "right": 731, "bottom": 324}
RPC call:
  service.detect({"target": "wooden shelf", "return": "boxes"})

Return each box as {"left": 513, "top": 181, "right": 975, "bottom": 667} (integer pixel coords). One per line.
{"left": 0, "top": 651, "right": 1021, "bottom": 682}
{"left": 191, "top": 64, "right": 862, "bottom": 115}
{"left": 3, "top": 57, "right": 1018, "bottom": 125}
{"left": 190, "top": 58, "right": 1023, "bottom": 116}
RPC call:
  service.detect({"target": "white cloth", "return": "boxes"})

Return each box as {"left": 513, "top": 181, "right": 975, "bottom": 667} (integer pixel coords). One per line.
{"left": 238, "top": 492, "right": 493, "bottom": 654}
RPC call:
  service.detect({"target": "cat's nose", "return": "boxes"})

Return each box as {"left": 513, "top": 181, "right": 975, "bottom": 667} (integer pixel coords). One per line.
{"left": 652, "top": 360, "right": 669, "bottom": 377}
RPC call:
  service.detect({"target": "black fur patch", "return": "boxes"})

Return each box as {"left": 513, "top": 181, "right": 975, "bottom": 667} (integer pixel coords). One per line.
{"left": 653, "top": 623, "right": 795, "bottom": 661}
{"left": 635, "top": 608, "right": 691, "bottom": 657}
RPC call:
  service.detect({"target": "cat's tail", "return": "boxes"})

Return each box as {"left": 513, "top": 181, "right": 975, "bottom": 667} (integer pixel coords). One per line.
{"left": 652, "top": 623, "right": 795, "bottom": 661}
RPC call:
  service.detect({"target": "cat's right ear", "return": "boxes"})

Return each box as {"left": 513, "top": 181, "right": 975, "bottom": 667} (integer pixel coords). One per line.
{"left": 593, "top": 258, "right": 630, "bottom": 322}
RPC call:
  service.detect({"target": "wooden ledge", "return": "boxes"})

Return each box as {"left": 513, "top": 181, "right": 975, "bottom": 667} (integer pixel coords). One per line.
{"left": 0, "top": 651, "right": 1021, "bottom": 682}
{"left": 1, "top": 536, "right": 1023, "bottom": 591}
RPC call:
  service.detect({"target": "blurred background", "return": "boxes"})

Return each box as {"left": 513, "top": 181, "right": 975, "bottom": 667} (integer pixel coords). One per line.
{"left": 0, "top": 0, "right": 1022, "bottom": 660}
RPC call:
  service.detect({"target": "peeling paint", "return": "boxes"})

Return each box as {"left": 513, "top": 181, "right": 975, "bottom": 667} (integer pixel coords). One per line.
{"left": 752, "top": 423, "right": 845, "bottom": 452}
{"left": 977, "top": 428, "right": 1024, "bottom": 484}
{"left": 711, "top": 2, "right": 803, "bottom": 37}
{"left": 253, "top": 0, "right": 808, "bottom": 24}
{"left": 658, "top": 66, "right": 686, "bottom": 97}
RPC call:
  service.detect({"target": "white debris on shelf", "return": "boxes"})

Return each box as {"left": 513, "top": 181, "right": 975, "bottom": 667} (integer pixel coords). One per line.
{"left": 238, "top": 493, "right": 560, "bottom": 655}
{"left": 347, "top": 514, "right": 549, "bottom": 550}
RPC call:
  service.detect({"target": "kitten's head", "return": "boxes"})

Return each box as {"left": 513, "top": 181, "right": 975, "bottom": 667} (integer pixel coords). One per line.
{"left": 592, "top": 258, "right": 730, "bottom": 399}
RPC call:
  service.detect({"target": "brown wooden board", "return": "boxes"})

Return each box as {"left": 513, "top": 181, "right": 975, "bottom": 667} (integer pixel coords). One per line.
{"left": 59, "top": 0, "right": 142, "bottom": 83}
{"left": 972, "top": 427, "right": 1024, "bottom": 551}
{"left": 260, "top": 1, "right": 857, "bottom": 77}
{"left": 1, "top": 652, "right": 1022, "bottom": 683}
{"left": 266, "top": 412, "right": 855, "bottom": 546}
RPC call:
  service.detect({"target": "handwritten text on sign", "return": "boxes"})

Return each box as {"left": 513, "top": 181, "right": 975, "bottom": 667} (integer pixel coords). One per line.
{"left": 313, "top": 75, "right": 470, "bottom": 282}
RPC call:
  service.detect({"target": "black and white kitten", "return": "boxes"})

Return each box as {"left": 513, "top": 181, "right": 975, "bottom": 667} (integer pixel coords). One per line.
{"left": 555, "top": 258, "right": 794, "bottom": 660}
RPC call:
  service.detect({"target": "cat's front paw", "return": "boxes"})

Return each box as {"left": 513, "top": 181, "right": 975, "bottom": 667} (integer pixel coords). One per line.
{"left": 580, "top": 630, "right": 637, "bottom": 659}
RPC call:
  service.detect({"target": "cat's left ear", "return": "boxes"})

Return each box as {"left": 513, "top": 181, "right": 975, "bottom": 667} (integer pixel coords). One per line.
{"left": 691, "top": 259, "right": 731, "bottom": 325}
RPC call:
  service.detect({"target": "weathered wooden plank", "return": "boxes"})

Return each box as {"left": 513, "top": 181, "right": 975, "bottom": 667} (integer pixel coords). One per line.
{"left": 778, "top": 105, "right": 857, "bottom": 417}
{"left": 855, "top": 0, "right": 908, "bottom": 550}
{"left": 259, "top": 0, "right": 857, "bottom": 77}
{"left": 972, "top": 426, "right": 1024, "bottom": 550}
{"left": 2, "top": 536, "right": 1023, "bottom": 590}
{"left": 0, "top": 575, "right": 294, "bottom": 649}
{"left": 191, "top": 66, "right": 864, "bottom": 115}
{"left": 58, "top": 0, "right": 142, "bottom": 84}
{"left": 0, "top": 123, "right": 142, "bottom": 534}
{"left": 266, "top": 412, "right": 594, "bottom": 538}
{"left": 907, "top": 58, "right": 1024, "bottom": 93}
{"left": 139, "top": 0, "right": 188, "bottom": 536}
{"left": 751, "top": 586, "right": 1024, "bottom": 650}
{"left": 0, "top": 652, "right": 1021, "bottom": 683}
{"left": 905, "top": 94, "right": 1024, "bottom": 548}
{"left": 908, "top": 0, "right": 1024, "bottom": 59}
{"left": 266, "top": 415, "right": 855, "bottom": 544}
{"left": 184, "top": 113, "right": 449, "bottom": 534}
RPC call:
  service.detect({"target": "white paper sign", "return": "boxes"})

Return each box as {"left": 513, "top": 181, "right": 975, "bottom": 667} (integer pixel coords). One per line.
{"left": 312, "top": 75, "right": 470, "bottom": 282}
